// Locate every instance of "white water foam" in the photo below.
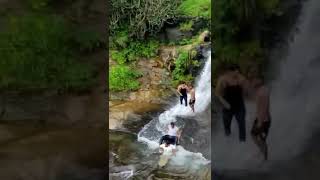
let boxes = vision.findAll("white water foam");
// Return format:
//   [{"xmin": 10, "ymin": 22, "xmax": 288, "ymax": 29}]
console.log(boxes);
[{"xmin": 137, "ymin": 51, "xmax": 212, "ymax": 169}]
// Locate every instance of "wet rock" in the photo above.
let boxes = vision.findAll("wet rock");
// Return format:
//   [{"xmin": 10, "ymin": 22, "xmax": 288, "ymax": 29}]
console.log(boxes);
[
  {"xmin": 109, "ymin": 101, "xmax": 162, "ymax": 131},
  {"xmin": 164, "ymin": 27, "xmax": 193, "ymax": 42}
]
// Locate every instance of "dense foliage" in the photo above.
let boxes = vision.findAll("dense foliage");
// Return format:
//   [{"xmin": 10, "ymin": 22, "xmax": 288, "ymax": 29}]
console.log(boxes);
[
  {"xmin": 178, "ymin": 0, "xmax": 211, "ymax": 19},
  {"xmin": 172, "ymin": 49, "xmax": 200, "ymax": 86},
  {"xmin": 109, "ymin": 0, "xmax": 211, "ymax": 91},
  {"xmin": 213, "ymin": 0, "xmax": 281, "ymax": 79},
  {"xmin": 0, "ymin": 14, "xmax": 95, "ymax": 91},
  {"xmin": 110, "ymin": 0, "xmax": 180, "ymax": 38},
  {"xmin": 109, "ymin": 65, "xmax": 142, "ymax": 91},
  {"xmin": 110, "ymin": 30, "xmax": 159, "ymax": 64}
]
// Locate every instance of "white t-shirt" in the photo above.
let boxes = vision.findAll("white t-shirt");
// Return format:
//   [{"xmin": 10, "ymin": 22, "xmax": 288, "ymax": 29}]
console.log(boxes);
[
  {"xmin": 167, "ymin": 125, "xmax": 179, "ymax": 136},
  {"xmin": 160, "ymin": 144, "xmax": 176, "ymax": 156}
]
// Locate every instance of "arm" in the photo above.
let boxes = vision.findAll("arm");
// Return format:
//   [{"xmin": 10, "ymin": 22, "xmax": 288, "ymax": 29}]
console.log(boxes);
[
  {"xmin": 177, "ymin": 85, "xmax": 182, "ymax": 96},
  {"xmin": 215, "ymin": 77, "xmax": 230, "ymax": 109},
  {"xmin": 256, "ymin": 87, "xmax": 270, "ymax": 126},
  {"xmin": 238, "ymin": 74, "xmax": 251, "ymax": 98}
]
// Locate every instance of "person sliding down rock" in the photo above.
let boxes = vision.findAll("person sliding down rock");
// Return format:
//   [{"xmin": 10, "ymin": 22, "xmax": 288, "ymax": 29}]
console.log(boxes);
[{"xmin": 159, "ymin": 122, "xmax": 182, "ymax": 145}]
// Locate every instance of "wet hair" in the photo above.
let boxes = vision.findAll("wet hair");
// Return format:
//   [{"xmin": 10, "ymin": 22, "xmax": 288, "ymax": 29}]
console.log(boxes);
[{"xmin": 170, "ymin": 122, "xmax": 175, "ymax": 127}]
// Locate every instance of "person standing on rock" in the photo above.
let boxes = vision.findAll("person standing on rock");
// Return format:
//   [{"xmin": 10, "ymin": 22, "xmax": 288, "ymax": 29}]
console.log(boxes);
[
  {"xmin": 215, "ymin": 64, "xmax": 249, "ymax": 142},
  {"xmin": 250, "ymin": 75, "xmax": 271, "ymax": 160},
  {"xmin": 189, "ymin": 84, "xmax": 196, "ymax": 112},
  {"xmin": 177, "ymin": 81, "xmax": 189, "ymax": 106}
]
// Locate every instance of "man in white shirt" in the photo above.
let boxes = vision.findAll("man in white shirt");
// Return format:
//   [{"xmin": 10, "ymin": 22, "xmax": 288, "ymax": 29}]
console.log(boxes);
[{"xmin": 159, "ymin": 122, "xmax": 182, "ymax": 145}]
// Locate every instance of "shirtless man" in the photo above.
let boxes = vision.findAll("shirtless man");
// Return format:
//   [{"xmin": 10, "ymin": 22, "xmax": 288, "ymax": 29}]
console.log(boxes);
[
  {"xmin": 177, "ymin": 82, "xmax": 189, "ymax": 106},
  {"xmin": 215, "ymin": 64, "xmax": 249, "ymax": 142},
  {"xmin": 189, "ymin": 84, "xmax": 196, "ymax": 112},
  {"xmin": 250, "ymin": 75, "xmax": 271, "ymax": 160}
]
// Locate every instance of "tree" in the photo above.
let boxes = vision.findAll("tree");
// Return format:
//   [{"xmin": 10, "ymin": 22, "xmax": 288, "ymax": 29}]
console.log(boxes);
[{"xmin": 110, "ymin": 0, "xmax": 180, "ymax": 39}]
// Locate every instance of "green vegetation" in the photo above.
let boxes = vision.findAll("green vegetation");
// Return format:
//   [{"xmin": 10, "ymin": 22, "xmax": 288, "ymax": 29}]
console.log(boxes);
[
  {"xmin": 109, "ymin": 65, "xmax": 142, "ymax": 91},
  {"xmin": 213, "ymin": 0, "xmax": 281, "ymax": 80},
  {"xmin": 179, "ymin": 20, "xmax": 194, "ymax": 32},
  {"xmin": 109, "ymin": 0, "xmax": 211, "ymax": 92},
  {"xmin": 111, "ymin": 39, "xmax": 159, "ymax": 64},
  {"xmin": 72, "ymin": 29, "xmax": 103, "ymax": 52},
  {"xmin": 0, "ymin": 14, "xmax": 95, "ymax": 91},
  {"xmin": 172, "ymin": 49, "xmax": 200, "ymax": 86},
  {"xmin": 26, "ymin": 0, "xmax": 50, "ymax": 11},
  {"xmin": 110, "ymin": 0, "xmax": 180, "ymax": 38},
  {"xmin": 179, "ymin": 0, "xmax": 211, "ymax": 18}
]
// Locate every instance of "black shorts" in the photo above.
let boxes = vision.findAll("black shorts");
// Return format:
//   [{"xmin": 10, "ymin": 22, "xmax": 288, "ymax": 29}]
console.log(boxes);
[
  {"xmin": 251, "ymin": 119, "xmax": 271, "ymax": 138},
  {"xmin": 189, "ymin": 99, "xmax": 195, "ymax": 106},
  {"xmin": 160, "ymin": 135, "xmax": 177, "ymax": 145}
]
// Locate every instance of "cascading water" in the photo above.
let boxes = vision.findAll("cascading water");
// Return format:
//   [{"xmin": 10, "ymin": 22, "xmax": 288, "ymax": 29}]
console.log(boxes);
[
  {"xmin": 137, "ymin": 50, "xmax": 212, "ymax": 170},
  {"xmin": 213, "ymin": 0, "xmax": 320, "ymax": 173}
]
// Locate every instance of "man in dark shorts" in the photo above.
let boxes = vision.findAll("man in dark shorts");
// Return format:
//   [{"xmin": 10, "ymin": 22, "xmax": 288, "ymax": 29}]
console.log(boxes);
[
  {"xmin": 159, "ymin": 122, "xmax": 181, "ymax": 145},
  {"xmin": 177, "ymin": 82, "xmax": 188, "ymax": 106},
  {"xmin": 189, "ymin": 84, "xmax": 196, "ymax": 112},
  {"xmin": 216, "ymin": 64, "xmax": 249, "ymax": 142},
  {"xmin": 250, "ymin": 75, "xmax": 271, "ymax": 160}
]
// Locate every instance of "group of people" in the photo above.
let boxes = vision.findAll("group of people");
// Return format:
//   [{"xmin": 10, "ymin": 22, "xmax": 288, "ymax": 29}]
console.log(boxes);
[
  {"xmin": 216, "ymin": 64, "xmax": 271, "ymax": 160},
  {"xmin": 157, "ymin": 82, "xmax": 195, "ymax": 158},
  {"xmin": 158, "ymin": 64, "xmax": 271, "ymax": 161},
  {"xmin": 158, "ymin": 122, "xmax": 181, "ymax": 156},
  {"xmin": 177, "ymin": 82, "xmax": 196, "ymax": 112}
]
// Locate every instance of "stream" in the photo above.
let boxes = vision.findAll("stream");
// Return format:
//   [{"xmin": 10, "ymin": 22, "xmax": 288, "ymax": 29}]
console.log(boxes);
[{"xmin": 109, "ymin": 51, "xmax": 212, "ymax": 179}]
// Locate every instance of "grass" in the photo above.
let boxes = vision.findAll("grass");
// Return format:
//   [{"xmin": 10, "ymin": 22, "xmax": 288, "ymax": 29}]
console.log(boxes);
[
  {"xmin": 178, "ymin": 0, "xmax": 211, "ymax": 19},
  {"xmin": 109, "ymin": 65, "xmax": 142, "ymax": 91}
]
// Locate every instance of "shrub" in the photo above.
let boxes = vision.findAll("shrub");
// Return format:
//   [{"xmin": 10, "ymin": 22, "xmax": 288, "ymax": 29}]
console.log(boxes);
[
  {"xmin": 109, "ymin": 65, "xmax": 142, "ymax": 91},
  {"xmin": 71, "ymin": 29, "xmax": 103, "ymax": 52},
  {"xmin": 111, "ymin": 40, "xmax": 159, "ymax": 64},
  {"xmin": 172, "ymin": 49, "xmax": 196, "ymax": 86},
  {"xmin": 179, "ymin": 20, "xmax": 194, "ymax": 32},
  {"xmin": 110, "ymin": 0, "xmax": 180, "ymax": 38},
  {"xmin": 0, "ymin": 14, "xmax": 95, "ymax": 91}
]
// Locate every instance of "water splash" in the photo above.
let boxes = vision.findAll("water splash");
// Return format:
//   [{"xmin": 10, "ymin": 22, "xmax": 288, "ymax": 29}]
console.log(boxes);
[{"xmin": 137, "ymin": 51, "xmax": 212, "ymax": 169}]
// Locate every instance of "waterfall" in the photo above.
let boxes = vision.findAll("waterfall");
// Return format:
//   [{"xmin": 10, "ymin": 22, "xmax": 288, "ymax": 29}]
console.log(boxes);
[
  {"xmin": 213, "ymin": 0, "xmax": 320, "ymax": 172},
  {"xmin": 137, "ymin": 50, "xmax": 211, "ymax": 169}
]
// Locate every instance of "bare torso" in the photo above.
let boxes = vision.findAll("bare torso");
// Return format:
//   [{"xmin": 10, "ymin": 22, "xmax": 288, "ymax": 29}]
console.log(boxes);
[
  {"xmin": 190, "ymin": 89, "xmax": 195, "ymax": 100},
  {"xmin": 256, "ymin": 86, "xmax": 271, "ymax": 122}
]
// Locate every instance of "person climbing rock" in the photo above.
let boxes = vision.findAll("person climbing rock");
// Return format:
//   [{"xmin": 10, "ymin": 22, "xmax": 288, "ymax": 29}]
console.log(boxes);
[
  {"xmin": 250, "ymin": 75, "xmax": 271, "ymax": 160},
  {"xmin": 215, "ymin": 64, "xmax": 249, "ymax": 142},
  {"xmin": 189, "ymin": 84, "xmax": 196, "ymax": 112},
  {"xmin": 159, "ymin": 122, "xmax": 181, "ymax": 145},
  {"xmin": 177, "ymin": 82, "xmax": 189, "ymax": 106}
]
